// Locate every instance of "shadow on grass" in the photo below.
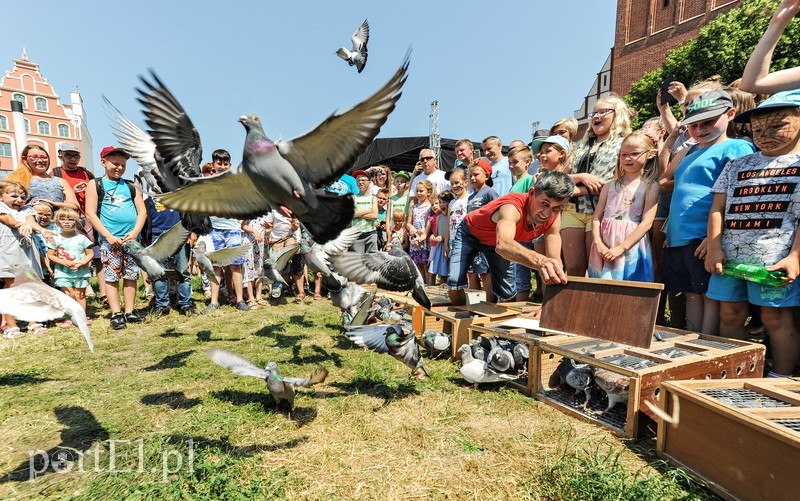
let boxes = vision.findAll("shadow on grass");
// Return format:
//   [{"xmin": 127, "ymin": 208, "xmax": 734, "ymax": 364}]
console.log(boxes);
[
  {"xmin": 446, "ymin": 376, "xmax": 516, "ymax": 391},
  {"xmin": 141, "ymin": 391, "xmax": 202, "ymax": 409},
  {"xmin": 0, "ymin": 370, "xmax": 55, "ymax": 386},
  {"xmin": 144, "ymin": 350, "xmax": 195, "ymax": 371},
  {"xmin": 210, "ymin": 389, "xmax": 322, "ymax": 424},
  {"xmin": 288, "ymin": 315, "xmax": 314, "ymax": 328},
  {"xmin": 165, "ymin": 434, "xmax": 308, "ymax": 457},
  {"xmin": 159, "ymin": 328, "xmax": 184, "ymax": 338},
  {"xmin": 1, "ymin": 406, "xmax": 109, "ymax": 483},
  {"xmin": 324, "ymin": 322, "xmax": 343, "ymax": 330},
  {"xmin": 196, "ymin": 330, "xmax": 243, "ymax": 343},
  {"xmin": 330, "ymin": 377, "xmax": 421, "ymax": 407},
  {"xmin": 288, "ymin": 344, "xmax": 343, "ymax": 368},
  {"xmin": 253, "ymin": 324, "xmax": 285, "ymax": 337}
]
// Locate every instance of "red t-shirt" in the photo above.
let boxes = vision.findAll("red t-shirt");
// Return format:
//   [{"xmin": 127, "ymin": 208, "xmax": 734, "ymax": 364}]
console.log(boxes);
[
  {"xmin": 53, "ymin": 166, "xmax": 93, "ymax": 213},
  {"xmin": 465, "ymin": 192, "xmax": 557, "ymax": 246}
]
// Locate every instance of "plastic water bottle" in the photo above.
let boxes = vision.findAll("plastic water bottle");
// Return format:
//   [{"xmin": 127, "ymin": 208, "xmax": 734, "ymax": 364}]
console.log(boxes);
[{"xmin": 722, "ymin": 263, "xmax": 786, "ymax": 287}]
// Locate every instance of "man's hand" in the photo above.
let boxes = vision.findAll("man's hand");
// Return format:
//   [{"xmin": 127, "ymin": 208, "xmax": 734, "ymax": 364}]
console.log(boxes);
[{"xmin": 538, "ymin": 257, "xmax": 568, "ymax": 285}]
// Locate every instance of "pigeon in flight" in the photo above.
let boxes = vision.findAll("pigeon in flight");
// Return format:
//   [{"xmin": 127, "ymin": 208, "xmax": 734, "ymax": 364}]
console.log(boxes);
[
  {"xmin": 122, "ymin": 221, "xmax": 190, "ymax": 280},
  {"xmin": 328, "ymin": 244, "xmax": 431, "ymax": 309},
  {"xmin": 336, "ymin": 19, "xmax": 369, "ymax": 73},
  {"xmin": 206, "ymin": 348, "xmax": 328, "ymax": 416},
  {"xmin": 145, "ymin": 52, "xmax": 410, "ymax": 243},
  {"xmin": 345, "ymin": 323, "xmax": 427, "ymax": 379},
  {"xmin": 0, "ymin": 264, "xmax": 94, "ymax": 352},
  {"xmin": 192, "ymin": 240, "xmax": 251, "ymax": 285}
]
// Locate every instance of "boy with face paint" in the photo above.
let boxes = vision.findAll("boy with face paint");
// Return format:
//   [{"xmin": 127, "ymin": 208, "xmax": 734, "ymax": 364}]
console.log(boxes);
[
  {"xmin": 662, "ymin": 90, "xmax": 757, "ymax": 335},
  {"xmin": 706, "ymin": 89, "xmax": 800, "ymax": 377}
]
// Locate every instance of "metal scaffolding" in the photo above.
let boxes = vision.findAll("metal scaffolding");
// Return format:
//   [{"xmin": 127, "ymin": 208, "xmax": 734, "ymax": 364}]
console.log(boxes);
[{"xmin": 429, "ymin": 100, "xmax": 441, "ymax": 167}]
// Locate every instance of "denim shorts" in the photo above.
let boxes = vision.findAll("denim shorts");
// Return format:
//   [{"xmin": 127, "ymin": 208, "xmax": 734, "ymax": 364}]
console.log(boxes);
[
  {"xmin": 446, "ymin": 223, "xmax": 515, "ymax": 300},
  {"xmin": 662, "ymin": 240, "xmax": 710, "ymax": 294},
  {"xmin": 211, "ymin": 229, "xmax": 245, "ymax": 266},
  {"xmin": 707, "ymin": 273, "xmax": 800, "ymax": 307},
  {"xmin": 514, "ymin": 241, "xmax": 534, "ymax": 292}
]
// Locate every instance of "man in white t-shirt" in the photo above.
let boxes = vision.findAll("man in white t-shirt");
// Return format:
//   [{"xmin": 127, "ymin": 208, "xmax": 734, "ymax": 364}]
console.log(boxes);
[{"xmin": 409, "ymin": 148, "xmax": 450, "ymax": 197}]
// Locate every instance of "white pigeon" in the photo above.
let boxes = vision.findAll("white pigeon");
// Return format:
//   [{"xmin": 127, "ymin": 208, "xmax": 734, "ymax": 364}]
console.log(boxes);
[
  {"xmin": 0, "ymin": 263, "xmax": 94, "ymax": 352},
  {"xmin": 457, "ymin": 344, "xmax": 517, "ymax": 386},
  {"xmin": 336, "ymin": 19, "xmax": 369, "ymax": 73}
]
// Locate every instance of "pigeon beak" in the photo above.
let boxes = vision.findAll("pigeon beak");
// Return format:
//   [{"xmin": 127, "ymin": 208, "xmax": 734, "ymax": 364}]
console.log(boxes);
[{"xmin": 238, "ymin": 115, "xmax": 248, "ymax": 124}]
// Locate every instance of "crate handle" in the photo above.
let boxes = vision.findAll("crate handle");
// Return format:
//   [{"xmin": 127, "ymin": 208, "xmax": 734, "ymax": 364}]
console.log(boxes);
[{"xmin": 644, "ymin": 396, "xmax": 680, "ymax": 426}]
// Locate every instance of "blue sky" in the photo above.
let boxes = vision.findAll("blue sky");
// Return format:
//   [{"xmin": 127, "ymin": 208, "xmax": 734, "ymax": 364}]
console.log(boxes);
[{"xmin": 5, "ymin": 0, "xmax": 616, "ymax": 172}]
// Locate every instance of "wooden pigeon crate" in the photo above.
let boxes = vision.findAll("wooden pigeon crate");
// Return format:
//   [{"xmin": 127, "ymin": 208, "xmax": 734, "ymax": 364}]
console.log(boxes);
[
  {"xmin": 534, "ymin": 331, "xmax": 765, "ymax": 438},
  {"xmin": 657, "ymin": 378, "xmax": 800, "ymax": 501},
  {"xmin": 420, "ymin": 303, "xmax": 518, "ymax": 358},
  {"xmin": 375, "ymin": 290, "xmax": 426, "ymax": 333},
  {"xmin": 467, "ymin": 317, "xmax": 572, "ymax": 396}
]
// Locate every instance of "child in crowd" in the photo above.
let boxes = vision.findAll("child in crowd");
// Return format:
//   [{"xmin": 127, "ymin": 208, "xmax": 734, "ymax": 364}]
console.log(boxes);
[
  {"xmin": 387, "ymin": 171, "xmax": 411, "ymax": 248},
  {"xmin": 466, "ymin": 158, "xmax": 498, "ymax": 301},
  {"xmin": 85, "ymin": 146, "xmax": 148, "ymax": 330},
  {"xmin": 706, "ymin": 89, "xmax": 800, "ymax": 377},
  {"xmin": 508, "ymin": 145, "xmax": 534, "ymax": 194},
  {"xmin": 387, "ymin": 208, "xmax": 409, "ymax": 252},
  {"xmin": 589, "ymin": 132, "xmax": 660, "ymax": 281},
  {"xmin": 428, "ymin": 191, "xmax": 454, "ymax": 284},
  {"xmin": 32, "ymin": 201, "xmax": 57, "ymax": 283},
  {"xmin": 662, "ymin": 91, "xmax": 757, "ymax": 334},
  {"xmin": 242, "ymin": 216, "xmax": 267, "ymax": 308},
  {"xmin": 375, "ymin": 188, "xmax": 389, "ymax": 249},
  {"xmin": 350, "ymin": 170, "xmax": 379, "ymax": 253},
  {"xmin": 0, "ymin": 181, "xmax": 52, "ymax": 338},
  {"xmin": 47, "ymin": 208, "xmax": 94, "ymax": 327},
  {"xmin": 408, "ymin": 179, "xmax": 435, "ymax": 282},
  {"xmin": 445, "ymin": 167, "xmax": 469, "ymax": 260}
]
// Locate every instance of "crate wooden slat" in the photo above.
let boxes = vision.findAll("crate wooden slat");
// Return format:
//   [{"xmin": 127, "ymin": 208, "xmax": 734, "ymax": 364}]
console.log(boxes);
[
  {"xmin": 374, "ymin": 290, "xmax": 425, "ymax": 333},
  {"xmin": 540, "ymin": 276, "xmax": 663, "ymax": 348},
  {"xmin": 658, "ymin": 378, "xmax": 800, "ymax": 501},
  {"xmin": 420, "ymin": 306, "xmax": 489, "ymax": 358},
  {"xmin": 534, "ymin": 332, "xmax": 765, "ymax": 438}
]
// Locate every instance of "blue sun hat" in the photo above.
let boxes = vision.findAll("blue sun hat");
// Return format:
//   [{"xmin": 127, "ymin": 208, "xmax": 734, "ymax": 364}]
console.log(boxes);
[{"xmin": 734, "ymin": 88, "xmax": 800, "ymax": 123}]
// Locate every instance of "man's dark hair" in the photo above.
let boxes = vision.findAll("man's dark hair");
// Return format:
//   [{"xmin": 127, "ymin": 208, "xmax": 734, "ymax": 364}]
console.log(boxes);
[
  {"xmin": 533, "ymin": 171, "xmax": 574, "ymax": 200},
  {"xmin": 212, "ymin": 149, "xmax": 231, "ymax": 162}
]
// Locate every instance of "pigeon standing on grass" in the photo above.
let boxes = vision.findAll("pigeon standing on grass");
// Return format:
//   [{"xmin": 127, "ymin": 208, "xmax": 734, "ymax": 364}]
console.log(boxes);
[
  {"xmin": 345, "ymin": 323, "xmax": 427, "ymax": 379},
  {"xmin": 0, "ymin": 263, "xmax": 94, "ymax": 352},
  {"xmin": 192, "ymin": 240, "xmax": 251, "ymax": 286},
  {"xmin": 336, "ymin": 19, "xmax": 370, "ymax": 73},
  {"xmin": 206, "ymin": 348, "xmax": 327, "ymax": 416},
  {"xmin": 148, "ymin": 53, "xmax": 410, "ymax": 244},
  {"xmin": 122, "ymin": 221, "xmax": 190, "ymax": 280}
]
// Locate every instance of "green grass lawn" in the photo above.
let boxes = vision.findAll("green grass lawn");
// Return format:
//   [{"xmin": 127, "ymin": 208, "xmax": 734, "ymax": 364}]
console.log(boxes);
[{"xmin": 0, "ymin": 289, "xmax": 715, "ymax": 499}]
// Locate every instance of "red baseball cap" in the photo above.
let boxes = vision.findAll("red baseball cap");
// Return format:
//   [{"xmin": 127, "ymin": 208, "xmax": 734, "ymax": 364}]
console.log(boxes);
[
  {"xmin": 351, "ymin": 169, "xmax": 369, "ymax": 179},
  {"xmin": 100, "ymin": 146, "xmax": 130, "ymax": 160}
]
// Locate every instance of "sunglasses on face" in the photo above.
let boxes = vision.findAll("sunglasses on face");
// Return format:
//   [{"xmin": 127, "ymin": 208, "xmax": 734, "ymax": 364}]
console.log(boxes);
[{"xmin": 420, "ymin": 156, "xmax": 434, "ymax": 162}]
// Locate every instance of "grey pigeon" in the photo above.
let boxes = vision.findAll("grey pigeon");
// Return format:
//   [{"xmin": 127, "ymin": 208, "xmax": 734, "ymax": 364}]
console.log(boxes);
[
  {"xmin": 328, "ymin": 244, "xmax": 431, "ymax": 308},
  {"xmin": 564, "ymin": 361, "xmax": 594, "ymax": 409},
  {"xmin": 206, "ymin": 348, "xmax": 327, "ymax": 416},
  {"xmin": 487, "ymin": 338, "xmax": 516, "ymax": 373},
  {"xmin": 192, "ymin": 240, "xmax": 251, "ymax": 285},
  {"xmin": 329, "ymin": 280, "xmax": 367, "ymax": 326},
  {"xmin": 262, "ymin": 255, "xmax": 288, "ymax": 288},
  {"xmin": 148, "ymin": 53, "xmax": 410, "ymax": 243},
  {"xmin": 456, "ymin": 344, "xmax": 517, "ymax": 386},
  {"xmin": 122, "ymin": 221, "xmax": 190, "ymax": 280},
  {"xmin": 0, "ymin": 263, "xmax": 93, "ymax": 352},
  {"xmin": 512, "ymin": 342, "xmax": 529, "ymax": 374},
  {"xmin": 345, "ymin": 323, "xmax": 427, "ymax": 379},
  {"xmin": 592, "ymin": 367, "xmax": 629, "ymax": 414},
  {"xmin": 336, "ymin": 19, "xmax": 369, "ymax": 73},
  {"xmin": 469, "ymin": 338, "xmax": 488, "ymax": 362},
  {"xmin": 422, "ymin": 330, "xmax": 451, "ymax": 358}
]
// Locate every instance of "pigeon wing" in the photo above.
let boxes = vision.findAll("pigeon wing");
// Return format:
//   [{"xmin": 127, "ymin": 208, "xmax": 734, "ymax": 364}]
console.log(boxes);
[
  {"xmin": 136, "ymin": 71, "xmax": 203, "ymax": 185},
  {"xmin": 207, "ymin": 348, "xmax": 270, "ymax": 379},
  {"xmin": 206, "ymin": 243, "xmax": 252, "ymax": 267},
  {"xmin": 157, "ymin": 168, "xmax": 273, "ymax": 218},
  {"xmin": 344, "ymin": 324, "xmax": 393, "ymax": 353},
  {"xmin": 318, "ymin": 226, "xmax": 361, "ymax": 258},
  {"xmin": 0, "ymin": 283, "xmax": 68, "ymax": 322},
  {"xmin": 275, "ymin": 52, "xmax": 409, "ymax": 187},
  {"xmin": 272, "ymin": 242, "xmax": 301, "ymax": 272},
  {"xmin": 146, "ymin": 221, "xmax": 191, "ymax": 262},
  {"xmin": 351, "ymin": 19, "xmax": 369, "ymax": 50},
  {"xmin": 328, "ymin": 251, "xmax": 415, "ymax": 291}
]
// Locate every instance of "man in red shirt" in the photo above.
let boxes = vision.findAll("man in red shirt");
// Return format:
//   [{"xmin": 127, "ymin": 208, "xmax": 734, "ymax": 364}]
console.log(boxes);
[
  {"xmin": 53, "ymin": 143, "xmax": 95, "ymax": 213},
  {"xmin": 447, "ymin": 170, "xmax": 574, "ymax": 305}
]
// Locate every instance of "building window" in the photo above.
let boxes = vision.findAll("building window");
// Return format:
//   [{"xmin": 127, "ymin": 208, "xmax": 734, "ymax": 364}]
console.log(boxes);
[
  {"xmin": 0, "ymin": 115, "xmax": 7, "ymax": 130},
  {"xmin": 602, "ymin": 74, "xmax": 608, "ymax": 87},
  {"xmin": 12, "ymin": 93, "xmax": 27, "ymax": 109},
  {"xmin": 24, "ymin": 119, "xmax": 30, "ymax": 133},
  {"xmin": 35, "ymin": 97, "xmax": 48, "ymax": 112},
  {"xmin": 58, "ymin": 123, "xmax": 70, "ymax": 137},
  {"xmin": 38, "ymin": 121, "xmax": 51, "ymax": 135},
  {"xmin": 0, "ymin": 143, "xmax": 11, "ymax": 157}
]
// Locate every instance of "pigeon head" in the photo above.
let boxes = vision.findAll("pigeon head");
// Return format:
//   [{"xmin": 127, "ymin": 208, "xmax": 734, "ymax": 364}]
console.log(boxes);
[
  {"xmin": 193, "ymin": 240, "xmax": 207, "ymax": 254},
  {"xmin": 122, "ymin": 240, "xmax": 143, "ymax": 254},
  {"xmin": 239, "ymin": 115, "xmax": 275, "ymax": 156},
  {"xmin": 2, "ymin": 262, "xmax": 37, "ymax": 283},
  {"xmin": 457, "ymin": 344, "xmax": 473, "ymax": 362}
]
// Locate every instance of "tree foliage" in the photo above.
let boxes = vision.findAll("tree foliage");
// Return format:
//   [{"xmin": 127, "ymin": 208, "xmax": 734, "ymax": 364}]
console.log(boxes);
[{"xmin": 625, "ymin": 0, "xmax": 800, "ymax": 129}]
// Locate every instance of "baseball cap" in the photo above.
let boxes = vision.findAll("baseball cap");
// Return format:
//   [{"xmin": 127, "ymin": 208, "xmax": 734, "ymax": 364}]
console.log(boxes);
[
  {"xmin": 57, "ymin": 142, "xmax": 80, "ymax": 154},
  {"xmin": 351, "ymin": 169, "xmax": 369, "ymax": 179},
  {"xmin": 470, "ymin": 157, "xmax": 493, "ymax": 186},
  {"xmin": 682, "ymin": 90, "xmax": 734, "ymax": 125},
  {"xmin": 734, "ymin": 88, "xmax": 800, "ymax": 123},
  {"xmin": 530, "ymin": 135, "xmax": 571, "ymax": 154},
  {"xmin": 393, "ymin": 171, "xmax": 410, "ymax": 180},
  {"xmin": 100, "ymin": 146, "xmax": 130, "ymax": 159}
]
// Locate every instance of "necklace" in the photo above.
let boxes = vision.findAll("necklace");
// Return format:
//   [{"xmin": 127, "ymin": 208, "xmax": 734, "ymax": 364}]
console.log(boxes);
[{"xmin": 107, "ymin": 179, "xmax": 123, "ymax": 205}]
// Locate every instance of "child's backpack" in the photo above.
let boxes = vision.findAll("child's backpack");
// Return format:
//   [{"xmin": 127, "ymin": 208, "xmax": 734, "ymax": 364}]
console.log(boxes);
[{"xmin": 94, "ymin": 178, "xmax": 152, "ymax": 245}]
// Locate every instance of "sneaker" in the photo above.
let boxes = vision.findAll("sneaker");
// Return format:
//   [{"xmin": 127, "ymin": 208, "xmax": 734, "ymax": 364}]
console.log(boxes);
[
  {"xmin": 179, "ymin": 307, "xmax": 197, "ymax": 317},
  {"xmin": 154, "ymin": 307, "xmax": 171, "ymax": 317},
  {"xmin": 236, "ymin": 300, "xmax": 251, "ymax": 311},
  {"xmin": 111, "ymin": 313, "xmax": 127, "ymax": 330},
  {"xmin": 201, "ymin": 303, "xmax": 221, "ymax": 315},
  {"xmin": 270, "ymin": 284, "xmax": 282, "ymax": 299},
  {"xmin": 124, "ymin": 312, "xmax": 143, "ymax": 323}
]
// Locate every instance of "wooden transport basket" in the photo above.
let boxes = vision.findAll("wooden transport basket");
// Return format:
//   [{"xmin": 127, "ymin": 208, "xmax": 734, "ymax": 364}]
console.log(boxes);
[
  {"xmin": 657, "ymin": 378, "xmax": 800, "ymax": 501},
  {"xmin": 534, "ymin": 330, "xmax": 765, "ymax": 438},
  {"xmin": 420, "ymin": 303, "xmax": 518, "ymax": 358}
]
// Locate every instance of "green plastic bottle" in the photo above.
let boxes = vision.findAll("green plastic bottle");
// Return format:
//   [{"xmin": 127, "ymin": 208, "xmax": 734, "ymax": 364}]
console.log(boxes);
[{"xmin": 722, "ymin": 263, "xmax": 787, "ymax": 287}]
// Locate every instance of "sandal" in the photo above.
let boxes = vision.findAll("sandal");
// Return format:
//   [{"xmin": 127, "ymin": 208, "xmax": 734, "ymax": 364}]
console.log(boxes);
[
  {"xmin": 256, "ymin": 299, "xmax": 270, "ymax": 306},
  {"xmin": 294, "ymin": 294, "xmax": 306, "ymax": 303},
  {"xmin": 247, "ymin": 299, "xmax": 260, "ymax": 310},
  {"xmin": 58, "ymin": 320, "xmax": 74, "ymax": 329},
  {"xmin": 3, "ymin": 327, "xmax": 25, "ymax": 339},
  {"xmin": 314, "ymin": 293, "xmax": 323, "ymax": 301},
  {"xmin": 27, "ymin": 323, "xmax": 48, "ymax": 335}
]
